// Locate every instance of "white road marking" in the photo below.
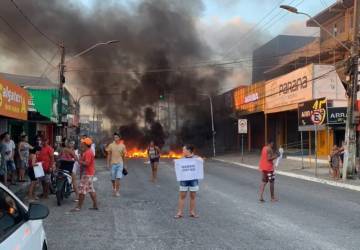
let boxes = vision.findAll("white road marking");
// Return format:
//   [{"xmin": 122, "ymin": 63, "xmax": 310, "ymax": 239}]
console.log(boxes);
[{"xmin": 214, "ymin": 158, "xmax": 360, "ymax": 192}]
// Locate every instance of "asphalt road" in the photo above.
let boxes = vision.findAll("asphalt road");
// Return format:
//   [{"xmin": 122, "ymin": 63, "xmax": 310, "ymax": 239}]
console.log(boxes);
[{"xmin": 41, "ymin": 158, "xmax": 360, "ymax": 250}]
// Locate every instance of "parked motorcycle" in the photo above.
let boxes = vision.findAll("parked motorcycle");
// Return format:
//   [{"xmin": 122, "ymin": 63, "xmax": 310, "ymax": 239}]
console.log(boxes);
[
  {"xmin": 55, "ymin": 166, "xmax": 73, "ymax": 206},
  {"xmin": 52, "ymin": 151, "xmax": 75, "ymax": 206}
]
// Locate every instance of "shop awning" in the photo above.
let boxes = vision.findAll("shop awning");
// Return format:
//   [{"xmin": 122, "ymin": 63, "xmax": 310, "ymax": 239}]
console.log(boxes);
[{"xmin": 27, "ymin": 111, "xmax": 53, "ymax": 123}]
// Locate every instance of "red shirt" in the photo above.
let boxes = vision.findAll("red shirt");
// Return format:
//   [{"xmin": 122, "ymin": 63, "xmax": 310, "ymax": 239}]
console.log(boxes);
[
  {"xmin": 259, "ymin": 146, "xmax": 274, "ymax": 172},
  {"xmin": 82, "ymin": 149, "xmax": 95, "ymax": 176},
  {"xmin": 38, "ymin": 145, "xmax": 54, "ymax": 173}
]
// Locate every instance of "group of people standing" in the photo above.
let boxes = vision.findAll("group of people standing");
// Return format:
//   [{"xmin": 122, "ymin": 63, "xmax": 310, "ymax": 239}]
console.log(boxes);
[
  {"xmin": 105, "ymin": 133, "xmax": 200, "ymax": 218},
  {"xmin": 0, "ymin": 132, "xmax": 55, "ymax": 201},
  {"xmin": 0, "ymin": 133, "xmax": 52, "ymax": 193}
]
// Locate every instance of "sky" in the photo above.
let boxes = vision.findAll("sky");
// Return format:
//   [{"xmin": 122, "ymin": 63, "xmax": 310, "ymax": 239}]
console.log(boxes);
[
  {"xmin": 202, "ymin": 0, "xmax": 336, "ymax": 34},
  {"xmin": 0, "ymin": 0, "xmax": 338, "ymax": 120},
  {"xmin": 79, "ymin": 0, "xmax": 336, "ymax": 36}
]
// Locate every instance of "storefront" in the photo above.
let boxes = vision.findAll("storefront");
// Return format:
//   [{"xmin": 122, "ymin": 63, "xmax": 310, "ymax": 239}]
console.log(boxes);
[
  {"xmin": 233, "ymin": 81, "xmax": 266, "ymax": 151},
  {"xmin": 28, "ymin": 88, "xmax": 70, "ymax": 145},
  {"xmin": 265, "ymin": 64, "xmax": 346, "ymax": 155},
  {"xmin": 0, "ymin": 75, "xmax": 29, "ymax": 142}
]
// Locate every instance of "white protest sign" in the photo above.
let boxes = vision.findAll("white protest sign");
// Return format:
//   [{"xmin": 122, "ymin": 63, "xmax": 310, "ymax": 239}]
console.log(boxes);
[
  {"xmin": 174, "ymin": 157, "xmax": 204, "ymax": 181},
  {"xmin": 33, "ymin": 162, "xmax": 45, "ymax": 178}
]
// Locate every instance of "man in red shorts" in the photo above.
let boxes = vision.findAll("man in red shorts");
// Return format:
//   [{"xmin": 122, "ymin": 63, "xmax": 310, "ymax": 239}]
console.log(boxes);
[
  {"xmin": 259, "ymin": 140, "xmax": 279, "ymax": 202},
  {"xmin": 72, "ymin": 137, "xmax": 98, "ymax": 211}
]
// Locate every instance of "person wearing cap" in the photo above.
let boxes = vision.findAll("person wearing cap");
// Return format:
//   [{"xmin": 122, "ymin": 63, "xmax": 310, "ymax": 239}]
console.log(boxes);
[
  {"xmin": 81, "ymin": 134, "xmax": 95, "ymax": 157},
  {"xmin": 72, "ymin": 137, "xmax": 98, "ymax": 211},
  {"xmin": 106, "ymin": 133, "xmax": 127, "ymax": 197}
]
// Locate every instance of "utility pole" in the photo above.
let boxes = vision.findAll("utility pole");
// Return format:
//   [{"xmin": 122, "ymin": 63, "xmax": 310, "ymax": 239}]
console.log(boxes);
[
  {"xmin": 58, "ymin": 43, "xmax": 66, "ymax": 137},
  {"xmin": 343, "ymin": 0, "xmax": 360, "ymax": 180}
]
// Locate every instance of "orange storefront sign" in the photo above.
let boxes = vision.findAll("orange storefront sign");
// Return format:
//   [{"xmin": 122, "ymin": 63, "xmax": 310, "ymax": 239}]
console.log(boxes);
[
  {"xmin": 0, "ymin": 76, "xmax": 29, "ymax": 120},
  {"xmin": 233, "ymin": 81, "xmax": 265, "ymax": 114}
]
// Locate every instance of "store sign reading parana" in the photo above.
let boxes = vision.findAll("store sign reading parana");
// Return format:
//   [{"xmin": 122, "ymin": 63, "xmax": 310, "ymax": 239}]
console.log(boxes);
[
  {"xmin": 265, "ymin": 64, "xmax": 313, "ymax": 113},
  {"xmin": 0, "ymin": 77, "xmax": 29, "ymax": 120}
]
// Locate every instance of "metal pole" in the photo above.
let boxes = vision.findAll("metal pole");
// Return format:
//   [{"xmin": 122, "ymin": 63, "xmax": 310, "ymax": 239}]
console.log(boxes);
[
  {"xmin": 301, "ymin": 131, "xmax": 304, "ymax": 169},
  {"xmin": 241, "ymin": 134, "xmax": 244, "ymax": 162},
  {"xmin": 58, "ymin": 43, "xmax": 65, "ymax": 137},
  {"xmin": 343, "ymin": 0, "xmax": 360, "ymax": 180},
  {"xmin": 309, "ymin": 131, "xmax": 312, "ymax": 167},
  {"xmin": 208, "ymin": 95, "xmax": 216, "ymax": 157},
  {"xmin": 315, "ymin": 126, "xmax": 318, "ymax": 177},
  {"xmin": 92, "ymin": 105, "xmax": 96, "ymax": 136}
]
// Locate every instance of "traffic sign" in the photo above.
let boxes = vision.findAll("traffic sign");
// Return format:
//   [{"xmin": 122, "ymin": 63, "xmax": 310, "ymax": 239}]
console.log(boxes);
[{"xmin": 238, "ymin": 119, "xmax": 247, "ymax": 134}]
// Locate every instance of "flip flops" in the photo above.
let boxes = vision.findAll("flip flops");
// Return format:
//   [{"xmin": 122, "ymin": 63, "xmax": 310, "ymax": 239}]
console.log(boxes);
[
  {"xmin": 189, "ymin": 214, "xmax": 199, "ymax": 218},
  {"xmin": 174, "ymin": 214, "xmax": 183, "ymax": 219}
]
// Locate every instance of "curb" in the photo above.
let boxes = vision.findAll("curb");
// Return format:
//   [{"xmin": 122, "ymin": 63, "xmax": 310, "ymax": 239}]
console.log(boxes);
[
  {"xmin": 213, "ymin": 158, "xmax": 360, "ymax": 192},
  {"xmin": 286, "ymin": 156, "xmax": 328, "ymax": 164}
]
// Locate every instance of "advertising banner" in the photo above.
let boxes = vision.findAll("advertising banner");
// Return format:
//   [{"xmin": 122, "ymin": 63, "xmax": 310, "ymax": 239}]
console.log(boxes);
[
  {"xmin": 174, "ymin": 158, "xmax": 204, "ymax": 181},
  {"xmin": 298, "ymin": 98, "xmax": 327, "ymax": 126},
  {"xmin": 0, "ymin": 76, "xmax": 29, "ymax": 120},
  {"xmin": 327, "ymin": 107, "xmax": 347, "ymax": 125},
  {"xmin": 233, "ymin": 81, "xmax": 265, "ymax": 114},
  {"xmin": 265, "ymin": 64, "xmax": 313, "ymax": 113}
]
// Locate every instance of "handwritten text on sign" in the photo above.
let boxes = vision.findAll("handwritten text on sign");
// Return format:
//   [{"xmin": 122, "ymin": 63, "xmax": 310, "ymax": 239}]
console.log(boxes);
[{"xmin": 174, "ymin": 158, "xmax": 204, "ymax": 181}]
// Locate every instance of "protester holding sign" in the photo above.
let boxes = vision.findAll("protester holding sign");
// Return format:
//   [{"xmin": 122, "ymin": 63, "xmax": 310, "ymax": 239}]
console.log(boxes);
[
  {"xmin": 27, "ymin": 147, "xmax": 40, "ymax": 202},
  {"xmin": 174, "ymin": 145, "xmax": 203, "ymax": 219}
]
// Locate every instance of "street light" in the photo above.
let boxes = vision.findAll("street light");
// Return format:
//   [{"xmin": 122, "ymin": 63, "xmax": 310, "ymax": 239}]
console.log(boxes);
[
  {"xmin": 57, "ymin": 40, "xmax": 121, "ymax": 137},
  {"xmin": 66, "ymin": 40, "xmax": 121, "ymax": 63},
  {"xmin": 280, "ymin": 5, "xmax": 351, "ymax": 52},
  {"xmin": 281, "ymin": 4, "xmax": 360, "ymax": 180},
  {"xmin": 198, "ymin": 93, "xmax": 216, "ymax": 158}
]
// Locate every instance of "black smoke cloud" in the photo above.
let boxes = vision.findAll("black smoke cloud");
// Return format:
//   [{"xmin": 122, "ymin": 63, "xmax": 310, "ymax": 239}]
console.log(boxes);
[{"xmin": 0, "ymin": 0, "xmax": 227, "ymax": 124}]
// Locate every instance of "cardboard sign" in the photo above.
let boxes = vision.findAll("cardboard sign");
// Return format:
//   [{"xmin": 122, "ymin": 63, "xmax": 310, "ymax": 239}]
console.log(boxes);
[
  {"xmin": 174, "ymin": 158, "xmax": 204, "ymax": 181},
  {"xmin": 33, "ymin": 162, "xmax": 45, "ymax": 178}
]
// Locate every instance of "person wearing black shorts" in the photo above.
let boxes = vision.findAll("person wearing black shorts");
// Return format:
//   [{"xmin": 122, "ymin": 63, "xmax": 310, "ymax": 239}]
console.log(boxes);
[
  {"xmin": 147, "ymin": 141, "xmax": 160, "ymax": 183},
  {"xmin": 27, "ymin": 147, "xmax": 40, "ymax": 202}
]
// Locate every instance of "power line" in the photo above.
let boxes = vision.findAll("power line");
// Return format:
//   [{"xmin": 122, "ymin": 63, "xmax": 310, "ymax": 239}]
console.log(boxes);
[
  {"xmin": 0, "ymin": 14, "xmax": 56, "ymax": 66},
  {"xmin": 65, "ymin": 46, "xmax": 334, "ymax": 75},
  {"xmin": 40, "ymin": 48, "xmax": 59, "ymax": 78},
  {"xmin": 319, "ymin": 0, "xmax": 329, "ymax": 8},
  {"xmin": 220, "ymin": 0, "xmax": 287, "ymax": 60},
  {"xmin": 222, "ymin": 0, "xmax": 304, "ymax": 61},
  {"xmin": 9, "ymin": 0, "xmax": 58, "ymax": 47}
]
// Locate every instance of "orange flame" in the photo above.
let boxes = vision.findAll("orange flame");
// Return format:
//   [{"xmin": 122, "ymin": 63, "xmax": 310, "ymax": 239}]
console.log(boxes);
[{"xmin": 126, "ymin": 148, "xmax": 182, "ymax": 159}]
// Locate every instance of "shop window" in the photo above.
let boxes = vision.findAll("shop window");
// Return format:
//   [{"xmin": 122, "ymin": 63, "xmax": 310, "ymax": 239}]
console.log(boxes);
[{"xmin": 333, "ymin": 23, "xmax": 338, "ymax": 37}]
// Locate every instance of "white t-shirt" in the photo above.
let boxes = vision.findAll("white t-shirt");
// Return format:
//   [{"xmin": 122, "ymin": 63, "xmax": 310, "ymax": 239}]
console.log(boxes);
[{"xmin": 2, "ymin": 140, "xmax": 15, "ymax": 160}]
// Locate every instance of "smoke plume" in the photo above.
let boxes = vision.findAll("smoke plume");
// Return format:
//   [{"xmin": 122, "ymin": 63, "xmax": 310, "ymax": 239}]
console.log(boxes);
[{"xmin": 0, "ymin": 0, "xmax": 229, "ymax": 124}]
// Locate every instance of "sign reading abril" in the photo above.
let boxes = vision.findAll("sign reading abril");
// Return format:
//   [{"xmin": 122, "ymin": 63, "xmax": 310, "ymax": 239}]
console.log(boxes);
[
  {"xmin": 0, "ymin": 76, "xmax": 29, "ymax": 120},
  {"xmin": 174, "ymin": 158, "xmax": 204, "ymax": 181}
]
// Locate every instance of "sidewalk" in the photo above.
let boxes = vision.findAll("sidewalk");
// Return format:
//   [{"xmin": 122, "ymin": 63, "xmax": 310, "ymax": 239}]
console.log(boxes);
[
  {"xmin": 214, "ymin": 153, "xmax": 360, "ymax": 191},
  {"xmin": 7, "ymin": 181, "xmax": 29, "ymax": 198},
  {"xmin": 6, "ymin": 159, "xmax": 107, "ymax": 200}
]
